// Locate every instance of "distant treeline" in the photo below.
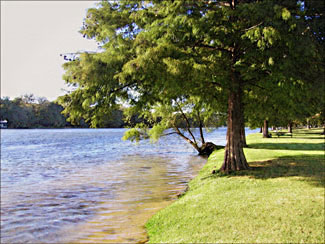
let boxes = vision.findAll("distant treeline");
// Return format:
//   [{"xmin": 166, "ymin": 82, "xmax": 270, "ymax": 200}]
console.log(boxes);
[
  {"xmin": 1, "ymin": 95, "xmax": 69, "ymax": 128},
  {"xmin": 0, "ymin": 95, "xmax": 147, "ymax": 129},
  {"xmin": 1, "ymin": 95, "xmax": 226, "ymax": 129}
]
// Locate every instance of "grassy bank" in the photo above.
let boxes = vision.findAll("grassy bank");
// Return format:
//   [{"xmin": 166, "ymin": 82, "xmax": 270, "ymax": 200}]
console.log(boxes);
[{"xmin": 145, "ymin": 129, "xmax": 325, "ymax": 243}]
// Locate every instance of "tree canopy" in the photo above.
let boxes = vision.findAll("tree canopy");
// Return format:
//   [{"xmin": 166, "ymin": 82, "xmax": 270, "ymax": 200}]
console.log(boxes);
[{"xmin": 59, "ymin": 0, "xmax": 324, "ymax": 172}]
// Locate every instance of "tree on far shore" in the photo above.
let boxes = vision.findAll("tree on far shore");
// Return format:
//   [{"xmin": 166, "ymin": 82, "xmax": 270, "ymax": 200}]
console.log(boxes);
[{"xmin": 0, "ymin": 95, "xmax": 66, "ymax": 128}]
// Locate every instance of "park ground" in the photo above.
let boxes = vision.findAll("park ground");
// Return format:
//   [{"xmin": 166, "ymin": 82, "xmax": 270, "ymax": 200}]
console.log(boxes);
[{"xmin": 145, "ymin": 128, "xmax": 325, "ymax": 243}]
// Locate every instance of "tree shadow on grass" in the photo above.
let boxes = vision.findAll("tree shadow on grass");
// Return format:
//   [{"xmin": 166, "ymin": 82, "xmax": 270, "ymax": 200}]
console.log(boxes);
[
  {"xmin": 248, "ymin": 142, "xmax": 324, "ymax": 151},
  {"xmin": 292, "ymin": 137, "xmax": 325, "ymax": 140},
  {"xmin": 294, "ymin": 131, "xmax": 323, "ymax": 135},
  {"xmin": 216, "ymin": 155, "xmax": 325, "ymax": 188}
]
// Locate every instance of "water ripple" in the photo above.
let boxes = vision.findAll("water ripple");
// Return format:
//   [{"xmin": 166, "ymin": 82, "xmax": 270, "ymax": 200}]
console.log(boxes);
[{"xmin": 1, "ymin": 128, "xmax": 258, "ymax": 243}]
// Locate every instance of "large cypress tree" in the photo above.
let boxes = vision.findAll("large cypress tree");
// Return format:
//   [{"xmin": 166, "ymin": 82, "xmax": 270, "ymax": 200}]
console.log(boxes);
[{"xmin": 59, "ymin": 0, "xmax": 323, "ymax": 172}]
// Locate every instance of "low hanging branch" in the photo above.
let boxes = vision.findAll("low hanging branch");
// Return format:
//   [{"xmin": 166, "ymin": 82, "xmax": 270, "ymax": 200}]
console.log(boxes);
[{"xmin": 160, "ymin": 131, "xmax": 178, "ymax": 137}]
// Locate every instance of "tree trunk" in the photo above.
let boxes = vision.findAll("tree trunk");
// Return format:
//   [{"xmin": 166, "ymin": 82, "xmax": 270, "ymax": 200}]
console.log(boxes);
[
  {"xmin": 263, "ymin": 120, "xmax": 270, "ymax": 138},
  {"xmin": 307, "ymin": 119, "xmax": 311, "ymax": 129},
  {"xmin": 220, "ymin": 91, "xmax": 249, "ymax": 172},
  {"xmin": 288, "ymin": 122, "xmax": 293, "ymax": 133},
  {"xmin": 239, "ymin": 91, "xmax": 247, "ymax": 147},
  {"xmin": 240, "ymin": 121, "xmax": 247, "ymax": 147},
  {"xmin": 220, "ymin": 34, "xmax": 248, "ymax": 173}
]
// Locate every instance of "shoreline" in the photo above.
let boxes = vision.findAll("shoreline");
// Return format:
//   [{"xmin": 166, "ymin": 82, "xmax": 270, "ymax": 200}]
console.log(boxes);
[{"xmin": 144, "ymin": 129, "xmax": 325, "ymax": 243}]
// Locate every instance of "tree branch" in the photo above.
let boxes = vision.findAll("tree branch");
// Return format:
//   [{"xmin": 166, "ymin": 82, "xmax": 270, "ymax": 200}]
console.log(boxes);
[
  {"xmin": 108, "ymin": 81, "xmax": 136, "ymax": 95},
  {"xmin": 210, "ymin": 80, "xmax": 223, "ymax": 88},
  {"xmin": 244, "ymin": 81, "xmax": 267, "ymax": 90},
  {"xmin": 173, "ymin": 125, "xmax": 200, "ymax": 152},
  {"xmin": 161, "ymin": 131, "xmax": 178, "ymax": 137},
  {"xmin": 193, "ymin": 41, "xmax": 232, "ymax": 54},
  {"xmin": 175, "ymin": 101, "xmax": 198, "ymax": 145},
  {"xmin": 242, "ymin": 22, "xmax": 263, "ymax": 32},
  {"xmin": 197, "ymin": 110, "xmax": 205, "ymax": 144}
]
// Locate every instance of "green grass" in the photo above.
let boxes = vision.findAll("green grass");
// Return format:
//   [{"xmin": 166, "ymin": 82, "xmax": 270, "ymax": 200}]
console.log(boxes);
[{"xmin": 145, "ymin": 129, "xmax": 325, "ymax": 243}]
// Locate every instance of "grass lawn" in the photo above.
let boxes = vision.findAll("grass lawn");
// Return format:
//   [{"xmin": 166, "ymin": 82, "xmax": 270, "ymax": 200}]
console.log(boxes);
[{"xmin": 145, "ymin": 129, "xmax": 325, "ymax": 243}]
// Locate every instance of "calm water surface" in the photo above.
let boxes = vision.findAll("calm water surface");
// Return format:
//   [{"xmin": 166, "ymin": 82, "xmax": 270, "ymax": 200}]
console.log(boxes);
[{"xmin": 1, "ymin": 128, "xmax": 257, "ymax": 243}]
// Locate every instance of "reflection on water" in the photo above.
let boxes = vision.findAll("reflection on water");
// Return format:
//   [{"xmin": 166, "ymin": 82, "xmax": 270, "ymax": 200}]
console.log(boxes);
[
  {"xmin": 64, "ymin": 155, "xmax": 206, "ymax": 243},
  {"xmin": 0, "ymin": 128, "xmax": 257, "ymax": 243}
]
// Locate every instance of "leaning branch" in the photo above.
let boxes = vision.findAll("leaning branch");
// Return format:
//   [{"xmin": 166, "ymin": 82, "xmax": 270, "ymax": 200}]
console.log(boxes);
[
  {"xmin": 175, "ymin": 101, "xmax": 198, "ymax": 145},
  {"xmin": 173, "ymin": 125, "xmax": 200, "ymax": 152}
]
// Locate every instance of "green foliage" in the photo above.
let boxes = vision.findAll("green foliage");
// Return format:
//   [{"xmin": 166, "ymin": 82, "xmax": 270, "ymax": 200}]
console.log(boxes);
[
  {"xmin": 0, "ymin": 95, "xmax": 129, "ymax": 129},
  {"xmin": 122, "ymin": 128, "xmax": 143, "ymax": 142},
  {"xmin": 58, "ymin": 0, "xmax": 324, "ymax": 161},
  {"xmin": 0, "ymin": 95, "xmax": 66, "ymax": 128},
  {"xmin": 148, "ymin": 123, "xmax": 167, "ymax": 142},
  {"xmin": 121, "ymin": 96, "xmax": 226, "ymax": 152}
]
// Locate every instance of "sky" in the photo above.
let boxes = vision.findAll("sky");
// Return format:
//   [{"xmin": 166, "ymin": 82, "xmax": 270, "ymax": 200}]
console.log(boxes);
[{"xmin": 1, "ymin": 1, "xmax": 100, "ymax": 101}]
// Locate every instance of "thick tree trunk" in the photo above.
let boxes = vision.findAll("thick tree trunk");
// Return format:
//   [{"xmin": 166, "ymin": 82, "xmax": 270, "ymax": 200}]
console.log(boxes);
[
  {"xmin": 263, "ymin": 120, "xmax": 270, "ymax": 138},
  {"xmin": 220, "ymin": 33, "xmax": 248, "ymax": 172},
  {"xmin": 288, "ymin": 122, "xmax": 293, "ymax": 133},
  {"xmin": 220, "ymin": 91, "xmax": 249, "ymax": 172}
]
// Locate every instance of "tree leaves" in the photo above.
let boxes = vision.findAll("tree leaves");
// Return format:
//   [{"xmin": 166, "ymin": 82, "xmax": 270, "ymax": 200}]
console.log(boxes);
[{"xmin": 58, "ymin": 0, "xmax": 324, "ymax": 143}]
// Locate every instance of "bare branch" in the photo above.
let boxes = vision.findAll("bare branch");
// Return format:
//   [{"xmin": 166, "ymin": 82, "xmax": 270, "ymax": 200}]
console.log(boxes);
[
  {"xmin": 175, "ymin": 101, "xmax": 198, "ymax": 145},
  {"xmin": 197, "ymin": 110, "xmax": 205, "ymax": 144},
  {"xmin": 173, "ymin": 125, "xmax": 200, "ymax": 152},
  {"xmin": 242, "ymin": 22, "xmax": 263, "ymax": 32}
]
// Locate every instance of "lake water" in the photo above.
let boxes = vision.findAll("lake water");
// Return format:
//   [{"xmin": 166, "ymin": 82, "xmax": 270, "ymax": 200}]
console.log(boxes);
[{"xmin": 1, "ymin": 128, "xmax": 257, "ymax": 243}]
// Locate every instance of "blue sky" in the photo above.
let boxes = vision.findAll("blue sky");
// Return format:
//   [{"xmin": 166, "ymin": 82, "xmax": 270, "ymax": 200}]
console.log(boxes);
[{"xmin": 1, "ymin": 1, "xmax": 100, "ymax": 101}]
